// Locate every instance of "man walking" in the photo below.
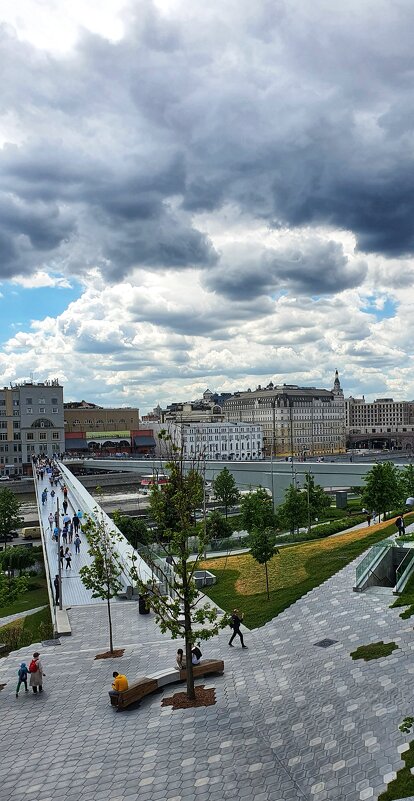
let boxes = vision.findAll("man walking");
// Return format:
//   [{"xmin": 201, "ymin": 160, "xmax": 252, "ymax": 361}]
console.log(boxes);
[
  {"xmin": 74, "ymin": 534, "xmax": 81, "ymax": 554},
  {"xmin": 229, "ymin": 609, "xmax": 248, "ymax": 649}
]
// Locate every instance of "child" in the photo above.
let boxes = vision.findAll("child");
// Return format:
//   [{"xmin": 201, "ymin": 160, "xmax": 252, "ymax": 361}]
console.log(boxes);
[{"xmin": 16, "ymin": 662, "xmax": 29, "ymax": 697}]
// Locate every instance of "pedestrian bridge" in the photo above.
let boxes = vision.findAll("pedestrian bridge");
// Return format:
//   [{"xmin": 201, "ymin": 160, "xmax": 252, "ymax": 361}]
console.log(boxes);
[{"xmin": 34, "ymin": 460, "xmax": 154, "ymax": 636}]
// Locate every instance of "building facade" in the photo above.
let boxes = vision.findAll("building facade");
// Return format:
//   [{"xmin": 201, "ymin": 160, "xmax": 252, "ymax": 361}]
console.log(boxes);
[
  {"xmin": 346, "ymin": 396, "xmax": 414, "ymax": 450},
  {"xmin": 0, "ymin": 380, "xmax": 64, "ymax": 476},
  {"xmin": 161, "ymin": 400, "xmax": 225, "ymax": 425},
  {"xmin": 182, "ymin": 422, "xmax": 263, "ymax": 461},
  {"xmin": 64, "ymin": 401, "xmax": 155, "ymax": 454},
  {"xmin": 224, "ymin": 372, "xmax": 346, "ymax": 457}
]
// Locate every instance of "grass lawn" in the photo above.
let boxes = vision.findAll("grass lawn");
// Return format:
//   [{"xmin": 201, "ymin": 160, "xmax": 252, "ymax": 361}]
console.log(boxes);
[
  {"xmin": 350, "ymin": 641, "xmax": 398, "ymax": 661},
  {"xmin": 0, "ymin": 577, "xmax": 49, "ymax": 619},
  {"xmin": 0, "ymin": 606, "xmax": 53, "ymax": 656},
  {"xmin": 379, "ymin": 740, "xmax": 414, "ymax": 800},
  {"xmin": 201, "ymin": 516, "xmax": 410, "ymax": 629},
  {"xmin": 391, "ymin": 571, "xmax": 414, "ymax": 619}
]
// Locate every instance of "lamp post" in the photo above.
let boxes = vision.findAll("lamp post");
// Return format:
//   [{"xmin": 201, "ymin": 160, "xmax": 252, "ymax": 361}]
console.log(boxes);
[{"xmin": 56, "ymin": 496, "xmax": 62, "ymax": 611}]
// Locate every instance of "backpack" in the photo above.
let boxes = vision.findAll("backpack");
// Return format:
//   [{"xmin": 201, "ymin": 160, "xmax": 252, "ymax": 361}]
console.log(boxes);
[
  {"xmin": 395, "ymin": 517, "xmax": 402, "ymax": 529},
  {"xmin": 29, "ymin": 659, "xmax": 38, "ymax": 673}
]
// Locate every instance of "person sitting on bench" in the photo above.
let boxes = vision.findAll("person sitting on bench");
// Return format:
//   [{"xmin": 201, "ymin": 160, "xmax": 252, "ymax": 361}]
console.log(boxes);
[
  {"xmin": 176, "ymin": 648, "xmax": 186, "ymax": 670},
  {"xmin": 191, "ymin": 643, "xmax": 202, "ymax": 665},
  {"xmin": 109, "ymin": 671, "xmax": 128, "ymax": 699}
]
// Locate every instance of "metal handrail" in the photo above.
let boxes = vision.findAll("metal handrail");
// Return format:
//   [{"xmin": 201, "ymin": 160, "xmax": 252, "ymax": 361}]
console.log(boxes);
[
  {"xmin": 355, "ymin": 541, "xmax": 391, "ymax": 584},
  {"xmin": 396, "ymin": 549, "xmax": 414, "ymax": 585}
]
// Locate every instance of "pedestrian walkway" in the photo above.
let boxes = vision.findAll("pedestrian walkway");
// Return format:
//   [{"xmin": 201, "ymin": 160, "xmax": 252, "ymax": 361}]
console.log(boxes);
[
  {"xmin": 0, "ymin": 605, "xmax": 47, "ymax": 629},
  {"xmin": 1, "ymin": 543, "xmax": 413, "ymax": 801},
  {"xmin": 34, "ymin": 462, "xmax": 154, "ymax": 608}
]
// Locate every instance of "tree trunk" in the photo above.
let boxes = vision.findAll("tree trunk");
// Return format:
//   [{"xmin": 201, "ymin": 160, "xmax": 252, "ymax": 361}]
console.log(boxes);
[
  {"xmin": 225, "ymin": 502, "xmax": 228, "ymax": 520},
  {"xmin": 182, "ymin": 562, "xmax": 195, "ymax": 700},
  {"xmin": 265, "ymin": 561, "xmax": 270, "ymax": 600},
  {"xmin": 107, "ymin": 593, "xmax": 114, "ymax": 653}
]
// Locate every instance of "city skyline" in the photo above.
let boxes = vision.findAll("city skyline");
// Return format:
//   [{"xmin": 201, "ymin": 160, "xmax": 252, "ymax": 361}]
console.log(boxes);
[{"xmin": 0, "ymin": 0, "xmax": 413, "ymax": 410}]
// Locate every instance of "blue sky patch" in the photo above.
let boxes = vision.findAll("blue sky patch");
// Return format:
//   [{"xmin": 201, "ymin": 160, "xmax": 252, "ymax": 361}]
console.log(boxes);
[{"xmin": 0, "ymin": 281, "xmax": 82, "ymax": 344}]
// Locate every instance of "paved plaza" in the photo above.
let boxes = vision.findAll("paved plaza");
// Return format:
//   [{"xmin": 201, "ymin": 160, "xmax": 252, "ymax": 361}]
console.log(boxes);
[{"xmin": 1, "ymin": 555, "xmax": 414, "ymax": 801}]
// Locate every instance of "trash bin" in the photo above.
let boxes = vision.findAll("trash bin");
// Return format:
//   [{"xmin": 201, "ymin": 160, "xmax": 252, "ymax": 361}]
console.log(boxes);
[{"xmin": 139, "ymin": 595, "xmax": 150, "ymax": 615}]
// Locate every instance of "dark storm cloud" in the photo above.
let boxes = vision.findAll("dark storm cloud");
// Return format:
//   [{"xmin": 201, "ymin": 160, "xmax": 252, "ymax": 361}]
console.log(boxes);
[
  {"xmin": 205, "ymin": 240, "xmax": 366, "ymax": 299},
  {"xmin": 1, "ymin": 0, "xmax": 414, "ymax": 284}
]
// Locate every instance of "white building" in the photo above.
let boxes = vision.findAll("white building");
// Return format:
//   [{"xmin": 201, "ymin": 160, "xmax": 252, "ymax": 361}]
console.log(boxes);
[
  {"xmin": 182, "ymin": 422, "xmax": 263, "ymax": 461},
  {"xmin": 0, "ymin": 379, "xmax": 64, "ymax": 476}
]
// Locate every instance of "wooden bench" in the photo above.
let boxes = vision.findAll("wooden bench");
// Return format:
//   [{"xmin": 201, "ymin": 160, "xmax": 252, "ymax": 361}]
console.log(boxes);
[{"xmin": 109, "ymin": 659, "xmax": 224, "ymax": 710}]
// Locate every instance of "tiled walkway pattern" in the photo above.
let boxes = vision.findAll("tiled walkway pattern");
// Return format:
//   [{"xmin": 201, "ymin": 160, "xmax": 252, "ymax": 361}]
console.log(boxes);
[{"xmin": 1, "ymin": 555, "xmax": 414, "ymax": 800}]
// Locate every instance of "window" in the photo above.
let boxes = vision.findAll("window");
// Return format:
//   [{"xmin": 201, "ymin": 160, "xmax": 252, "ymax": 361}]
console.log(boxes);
[
  {"xmin": 27, "ymin": 433, "xmax": 34, "ymax": 440},
  {"xmin": 52, "ymin": 407, "xmax": 59, "ymax": 413},
  {"xmin": 39, "ymin": 407, "xmax": 46, "ymax": 414},
  {"xmin": 39, "ymin": 433, "xmax": 47, "ymax": 441},
  {"xmin": 14, "ymin": 433, "xmax": 20, "ymax": 440},
  {"xmin": 0, "ymin": 422, "xmax": 6, "ymax": 430},
  {"xmin": 13, "ymin": 400, "xmax": 19, "ymax": 407},
  {"xmin": 38, "ymin": 398, "xmax": 45, "ymax": 404},
  {"xmin": 52, "ymin": 432, "xmax": 59, "ymax": 440},
  {"xmin": 26, "ymin": 408, "xmax": 32, "ymax": 414},
  {"xmin": 51, "ymin": 397, "xmax": 58, "ymax": 405},
  {"xmin": 13, "ymin": 421, "xmax": 19, "ymax": 429},
  {"xmin": 0, "ymin": 434, "xmax": 6, "ymax": 440},
  {"xmin": 26, "ymin": 398, "xmax": 32, "ymax": 405}
]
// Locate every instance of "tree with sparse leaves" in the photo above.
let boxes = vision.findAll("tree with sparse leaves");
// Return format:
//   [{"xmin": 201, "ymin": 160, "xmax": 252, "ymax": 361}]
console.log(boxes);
[
  {"xmin": 213, "ymin": 467, "xmax": 240, "ymax": 519},
  {"xmin": 249, "ymin": 527, "xmax": 278, "ymax": 600},
  {"xmin": 131, "ymin": 433, "xmax": 230, "ymax": 701},
  {"xmin": 0, "ymin": 488, "xmax": 23, "ymax": 550},
  {"xmin": 79, "ymin": 509, "xmax": 124, "ymax": 653},
  {"xmin": 362, "ymin": 462, "xmax": 401, "ymax": 522}
]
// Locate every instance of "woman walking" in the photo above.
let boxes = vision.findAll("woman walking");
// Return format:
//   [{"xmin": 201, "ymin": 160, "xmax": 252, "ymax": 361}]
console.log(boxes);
[
  {"xmin": 29, "ymin": 652, "xmax": 45, "ymax": 694},
  {"xmin": 64, "ymin": 547, "xmax": 72, "ymax": 570}
]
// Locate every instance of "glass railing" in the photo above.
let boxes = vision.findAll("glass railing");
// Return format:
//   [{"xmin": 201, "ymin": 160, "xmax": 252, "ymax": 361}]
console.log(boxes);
[
  {"xmin": 396, "ymin": 549, "xmax": 414, "ymax": 587},
  {"xmin": 355, "ymin": 541, "xmax": 392, "ymax": 585}
]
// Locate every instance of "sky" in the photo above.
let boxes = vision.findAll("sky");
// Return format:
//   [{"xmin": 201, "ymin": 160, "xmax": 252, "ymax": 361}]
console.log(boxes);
[{"xmin": 0, "ymin": 0, "xmax": 413, "ymax": 413}]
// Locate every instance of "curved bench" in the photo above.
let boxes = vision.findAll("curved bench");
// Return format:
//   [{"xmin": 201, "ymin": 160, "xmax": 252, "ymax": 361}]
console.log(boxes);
[{"xmin": 109, "ymin": 658, "xmax": 224, "ymax": 710}]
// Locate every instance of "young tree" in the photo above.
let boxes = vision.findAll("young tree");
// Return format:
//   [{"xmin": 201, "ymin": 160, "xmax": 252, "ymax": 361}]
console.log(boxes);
[
  {"xmin": 205, "ymin": 510, "xmax": 233, "ymax": 542},
  {"xmin": 213, "ymin": 467, "xmax": 240, "ymax": 519},
  {"xmin": 240, "ymin": 487, "xmax": 275, "ymax": 533},
  {"xmin": 133, "ymin": 436, "xmax": 229, "ymax": 701},
  {"xmin": 0, "ymin": 488, "xmax": 23, "ymax": 550},
  {"xmin": 0, "ymin": 572, "xmax": 29, "ymax": 607},
  {"xmin": 362, "ymin": 462, "xmax": 401, "ymax": 522},
  {"xmin": 275, "ymin": 484, "xmax": 308, "ymax": 535},
  {"xmin": 112, "ymin": 510, "xmax": 149, "ymax": 550},
  {"xmin": 79, "ymin": 509, "xmax": 124, "ymax": 653},
  {"xmin": 303, "ymin": 472, "xmax": 331, "ymax": 531},
  {"xmin": 249, "ymin": 527, "xmax": 278, "ymax": 600}
]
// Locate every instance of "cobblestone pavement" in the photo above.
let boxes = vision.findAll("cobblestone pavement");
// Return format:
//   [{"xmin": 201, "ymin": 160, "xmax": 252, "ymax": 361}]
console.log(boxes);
[{"xmin": 1, "ymin": 556, "xmax": 414, "ymax": 801}]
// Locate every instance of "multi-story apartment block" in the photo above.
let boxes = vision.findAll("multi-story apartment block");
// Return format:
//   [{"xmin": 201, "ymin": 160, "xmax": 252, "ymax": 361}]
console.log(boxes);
[
  {"xmin": 346, "ymin": 396, "xmax": 414, "ymax": 450},
  {"xmin": 224, "ymin": 371, "xmax": 345, "ymax": 457},
  {"xmin": 182, "ymin": 422, "xmax": 263, "ymax": 461},
  {"xmin": 0, "ymin": 379, "xmax": 64, "ymax": 476},
  {"xmin": 161, "ymin": 400, "xmax": 224, "ymax": 425}
]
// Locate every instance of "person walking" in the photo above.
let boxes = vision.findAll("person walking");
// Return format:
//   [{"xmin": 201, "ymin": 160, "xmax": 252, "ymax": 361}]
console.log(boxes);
[
  {"xmin": 29, "ymin": 652, "xmax": 45, "ymax": 694},
  {"xmin": 62, "ymin": 485, "xmax": 68, "ymax": 499},
  {"xmin": 53, "ymin": 574, "xmax": 60, "ymax": 605},
  {"xmin": 366, "ymin": 513, "xmax": 372, "ymax": 527},
  {"xmin": 16, "ymin": 662, "xmax": 29, "ymax": 697},
  {"xmin": 64, "ymin": 547, "xmax": 72, "ymax": 570},
  {"xmin": 62, "ymin": 526, "xmax": 68, "ymax": 545},
  {"xmin": 68, "ymin": 523, "xmax": 73, "ymax": 544},
  {"xmin": 229, "ymin": 609, "xmax": 248, "ymax": 648},
  {"xmin": 74, "ymin": 534, "xmax": 81, "ymax": 554},
  {"xmin": 72, "ymin": 514, "xmax": 80, "ymax": 534},
  {"xmin": 62, "ymin": 499, "xmax": 68, "ymax": 514},
  {"xmin": 59, "ymin": 545, "xmax": 64, "ymax": 569},
  {"xmin": 48, "ymin": 513, "xmax": 54, "ymax": 532},
  {"xmin": 396, "ymin": 515, "xmax": 405, "ymax": 536}
]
